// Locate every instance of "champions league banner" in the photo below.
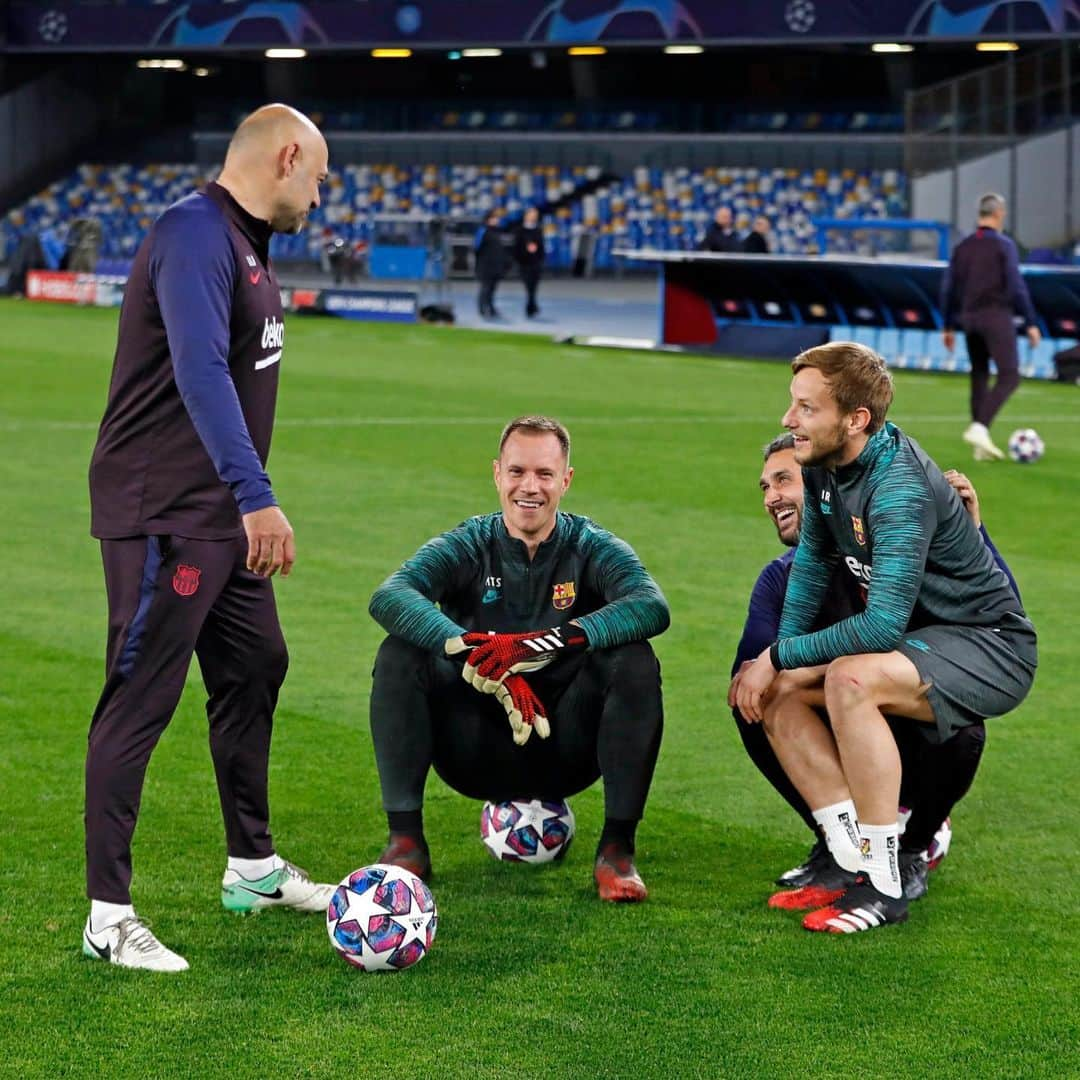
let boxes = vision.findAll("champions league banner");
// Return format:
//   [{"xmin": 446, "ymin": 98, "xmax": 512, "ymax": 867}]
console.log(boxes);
[{"xmin": 8, "ymin": 1, "xmax": 1080, "ymax": 51}]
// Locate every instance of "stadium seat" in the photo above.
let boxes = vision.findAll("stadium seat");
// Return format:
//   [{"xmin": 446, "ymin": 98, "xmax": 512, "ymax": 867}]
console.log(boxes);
[
  {"xmin": 1027, "ymin": 339, "xmax": 1057, "ymax": 379},
  {"xmin": 850, "ymin": 325, "xmax": 879, "ymax": 351},
  {"xmin": 2, "ymin": 161, "xmax": 910, "ymax": 274},
  {"xmin": 900, "ymin": 329, "xmax": 930, "ymax": 368},
  {"xmin": 876, "ymin": 328, "xmax": 901, "ymax": 362}
]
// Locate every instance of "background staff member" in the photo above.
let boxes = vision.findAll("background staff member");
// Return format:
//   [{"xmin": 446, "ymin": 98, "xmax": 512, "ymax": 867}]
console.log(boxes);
[
  {"xmin": 514, "ymin": 207, "xmax": 545, "ymax": 319},
  {"xmin": 474, "ymin": 209, "xmax": 506, "ymax": 319},
  {"xmin": 940, "ymin": 193, "xmax": 1041, "ymax": 461}
]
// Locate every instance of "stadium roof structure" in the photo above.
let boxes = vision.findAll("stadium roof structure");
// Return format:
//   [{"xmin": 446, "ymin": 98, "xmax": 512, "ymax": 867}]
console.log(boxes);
[{"xmin": 6, "ymin": 0, "xmax": 1080, "ymax": 52}]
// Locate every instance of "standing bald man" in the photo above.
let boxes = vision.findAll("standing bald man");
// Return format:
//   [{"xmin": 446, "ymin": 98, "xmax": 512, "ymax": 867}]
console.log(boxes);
[
  {"xmin": 941, "ymin": 193, "xmax": 1041, "ymax": 461},
  {"xmin": 84, "ymin": 105, "xmax": 334, "ymax": 971}
]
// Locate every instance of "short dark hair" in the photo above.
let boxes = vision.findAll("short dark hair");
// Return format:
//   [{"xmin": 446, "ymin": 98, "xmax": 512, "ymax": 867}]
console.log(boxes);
[
  {"xmin": 792, "ymin": 341, "xmax": 894, "ymax": 434},
  {"xmin": 763, "ymin": 432, "xmax": 795, "ymax": 461},
  {"xmin": 498, "ymin": 415, "xmax": 571, "ymax": 460}
]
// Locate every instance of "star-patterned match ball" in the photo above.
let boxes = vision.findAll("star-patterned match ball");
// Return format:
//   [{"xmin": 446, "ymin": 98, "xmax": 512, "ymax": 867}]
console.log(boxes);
[
  {"xmin": 480, "ymin": 798, "xmax": 576, "ymax": 863},
  {"xmin": 326, "ymin": 864, "xmax": 437, "ymax": 971}
]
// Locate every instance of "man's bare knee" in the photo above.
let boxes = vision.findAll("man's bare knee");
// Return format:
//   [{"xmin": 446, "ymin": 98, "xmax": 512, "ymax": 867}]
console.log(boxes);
[
  {"xmin": 763, "ymin": 688, "xmax": 821, "ymax": 739},
  {"xmin": 823, "ymin": 656, "xmax": 877, "ymax": 720}
]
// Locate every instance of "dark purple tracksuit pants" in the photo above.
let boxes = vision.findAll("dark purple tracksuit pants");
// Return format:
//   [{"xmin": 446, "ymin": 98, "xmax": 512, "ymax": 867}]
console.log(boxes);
[
  {"xmin": 85, "ymin": 534, "xmax": 288, "ymax": 903},
  {"xmin": 964, "ymin": 310, "xmax": 1021, "ymax": 427}
]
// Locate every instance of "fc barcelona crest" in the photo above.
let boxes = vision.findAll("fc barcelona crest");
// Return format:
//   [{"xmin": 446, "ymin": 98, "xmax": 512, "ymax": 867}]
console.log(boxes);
[
  {"xmin": 173, "ymin": 564, "xmax": 202, "ymax": 597},
  {"xmin": 552, "ymin": 581, "xmax": 576, "ymax": 610},
  {"xmin": 851, "ymin": 516, "xmax": 866, "ymax": 546}
]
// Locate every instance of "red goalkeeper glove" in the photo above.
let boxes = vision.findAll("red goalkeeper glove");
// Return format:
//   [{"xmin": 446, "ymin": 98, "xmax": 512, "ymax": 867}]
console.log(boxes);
[
  {"xmin": 495, "ymin": 675, "xmax": 550, "ymax": 746},
  {"xmin": 446, "ymin": 626, "xmax": 587, "ymax": 693}
]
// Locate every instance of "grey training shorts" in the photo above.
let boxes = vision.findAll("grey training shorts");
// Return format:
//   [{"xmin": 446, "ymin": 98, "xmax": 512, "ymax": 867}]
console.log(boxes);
[{"xmin": 895, "ymin": 611, "xmax": 1037, "ymax": 744}]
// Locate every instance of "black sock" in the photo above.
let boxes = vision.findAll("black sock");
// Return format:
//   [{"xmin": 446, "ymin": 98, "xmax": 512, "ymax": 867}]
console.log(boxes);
[
  {"xmin": 387, "ymin": 810, "xmax": 426, "ymax": 846},
  {"xmin": 598, "ymin": 818, "xmax": 637, "ymax": 855},
  {"xmin": 902, "ymin": 723, "xmax": 986, "ymax": 853}
]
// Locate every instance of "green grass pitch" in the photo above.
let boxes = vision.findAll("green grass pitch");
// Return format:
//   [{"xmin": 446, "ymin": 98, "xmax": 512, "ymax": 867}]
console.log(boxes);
[{"xmin": 1, "ymin": 297, "xmax": 1077, "ymax": 1078}]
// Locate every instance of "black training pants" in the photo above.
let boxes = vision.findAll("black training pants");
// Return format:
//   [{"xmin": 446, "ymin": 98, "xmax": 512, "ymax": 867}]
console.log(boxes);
[
  {"xmin": 965, "ymin": 310, "xmax": 1021, "ymax": 427},
  {"xmin": 521, "ymin": 265, "xmax": 541, "ymax": 316},
  {"xmin": 85, "ymin": 534, "xmax": 288, "ymax": 903},
  {"xmin": 370, "ymin": 636, "xmax": 663, "ymax": 822},
  {"xmin": 477, "ymin": 275, "xmax": 500, "ymax": 317}
]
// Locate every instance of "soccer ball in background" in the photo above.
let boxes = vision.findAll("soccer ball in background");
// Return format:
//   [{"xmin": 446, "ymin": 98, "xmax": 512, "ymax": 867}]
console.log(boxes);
[
  {"xmin": 1007, "ymin": 428, "xmax": 1045, "ymax": 464},
  {"xmin": 326, "ymin": 864, "xmax": 437, "ymax": 972},
  {"xmin": 480, "ymin": 798, "xmax": 575, "ymax": 863}
]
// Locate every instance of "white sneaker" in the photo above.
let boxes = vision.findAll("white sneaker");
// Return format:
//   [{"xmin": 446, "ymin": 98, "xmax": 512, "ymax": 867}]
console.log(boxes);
[
  {"xmin": 925, "ymin": 817, "xmax": 953, "ymax": 870},
  {"xmin": 963, "ymin": 423, "xmax": 1005, "ymax": 460},
  {"xmin": 82, "ymin": 914, "xmax": 189, "ymax": 972},
  {"xmin": 221, "ymin": 858, "xmax": 335, "ymax": 914}
]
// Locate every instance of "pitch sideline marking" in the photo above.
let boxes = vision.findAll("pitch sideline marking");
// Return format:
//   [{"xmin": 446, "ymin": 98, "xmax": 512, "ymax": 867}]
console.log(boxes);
[{"xmin": 1, "ymin": 414, "xmax": 1078, "ymax": 433}]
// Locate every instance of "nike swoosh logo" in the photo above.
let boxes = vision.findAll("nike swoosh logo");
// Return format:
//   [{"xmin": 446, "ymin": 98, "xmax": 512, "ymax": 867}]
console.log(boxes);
[
  {"xmin": 481, "ymin": 589, "xmax": 501, "ymax": 604},
  {"xmin": 249, "ymin": 271, "xmax": 261, "ymax": 285},
  {"xmin": 238, "ymin": 885, "xmax": 284, "ymax": 899},
  {"xmin": 85, "ymin": 934, "xmax": 110, "ymax": 961},
  {"xmin": 255, "ymin": 350, "xmax": 281, "ymax": 371}
]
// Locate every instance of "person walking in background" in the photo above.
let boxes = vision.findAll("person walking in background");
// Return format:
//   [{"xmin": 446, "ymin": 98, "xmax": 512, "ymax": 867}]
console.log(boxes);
[
  {"xmin": 743, "ymin": 216, "xmax": 772, "ymax": 254},
  {"xmin": 940, "ymin": 193, "xmax": 1041, "ymax": 461},
  {"xmin": 700, "ymin": 206, "xmax": 742, "ymax": 253},
  {"xmin": 514, "ymin": 207, "xmax": 545, "ymax": 318},
  {"xmin": 83, "ymin": 104, "xmax": 336, "ymax": 973},
  {"xmin": 475, "ymin": 209, "xmax": 506, "ymax": 319}
]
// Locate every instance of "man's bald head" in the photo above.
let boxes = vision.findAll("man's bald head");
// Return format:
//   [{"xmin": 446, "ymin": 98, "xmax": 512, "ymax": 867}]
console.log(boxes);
[
  {"xmin": 226, "ymin": 104, "xmax": 324, "ymax": 165},
  {"xmin": 217, "ymin": 103, "xmax": 328, "ymax": 235}
]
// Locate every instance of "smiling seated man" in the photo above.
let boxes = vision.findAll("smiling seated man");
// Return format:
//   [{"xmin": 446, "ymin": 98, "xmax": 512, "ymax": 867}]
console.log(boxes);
[
  {"xmin": 729, "ymin": 433, "xmax": 1020, "ymax": 910},
  {"xmin": 735, "ymin": 343, "xmax": 1036, "ymax": 933},
  {"xmin": 366, "ymin": 415, "xmax": 670, "ymax": 902}
]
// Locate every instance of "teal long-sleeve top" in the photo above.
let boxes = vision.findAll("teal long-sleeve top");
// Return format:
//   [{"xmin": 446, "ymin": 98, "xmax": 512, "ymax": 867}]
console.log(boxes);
[
  {"xmin": 369, "ymin": 511, "xmax": 670, "ymax": 655},
  {"xmin": 775, "ymin": 422, "xmax": 1028, "ymax": 670}
]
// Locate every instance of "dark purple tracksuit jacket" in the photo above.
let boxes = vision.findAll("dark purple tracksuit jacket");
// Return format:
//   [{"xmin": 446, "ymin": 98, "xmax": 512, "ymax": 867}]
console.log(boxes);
[
  {"xmin": 90, "ymin": 181, "xmax": 282, "ymax": 537},
  {"xmin": 939, "ymin": 225, "xmax": 1039, "ymax": 427},
  {"xmin": 85, "ymin": 182, "xmax": 291, "ymax": 902}
]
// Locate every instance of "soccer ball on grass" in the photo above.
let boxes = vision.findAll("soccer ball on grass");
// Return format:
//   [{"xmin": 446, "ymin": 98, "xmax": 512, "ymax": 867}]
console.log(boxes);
[
  {"xmin": 1007, "ymin": 428, "xmax": 1044, "ymax": 464},
  {"xmin": 326, "ymin": 864, "xmax": 437, "ymax": 971},
  {"xmin": 480, "ymin": 798, "xmax": 575, "ymax": 863}
]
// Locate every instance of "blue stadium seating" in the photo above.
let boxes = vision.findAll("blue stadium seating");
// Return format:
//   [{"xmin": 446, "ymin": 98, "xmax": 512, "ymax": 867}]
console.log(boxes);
[
  {"xmin": 829, "ymin": 325, "xmax": 1068, "ymax": 380},
  {"xmin": 2, "ymin": 161, "xmax": 910, "ymax": 273},
  {"xmin": 849, "ymin": 325, "xmax": 879, "ymax": 351}
]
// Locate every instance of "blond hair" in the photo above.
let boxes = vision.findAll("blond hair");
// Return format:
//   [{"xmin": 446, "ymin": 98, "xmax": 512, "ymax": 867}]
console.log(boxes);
[
  {"xmin": 498, "ymin": 415, "xmax": 571, "ymax": 460},
  {"xmin": 792, "ymin": 342, "xmax": 893, "ymax": 434}
]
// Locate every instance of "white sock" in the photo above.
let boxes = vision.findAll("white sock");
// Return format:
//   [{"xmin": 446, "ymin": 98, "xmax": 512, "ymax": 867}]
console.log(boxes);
[
  {"xmin": 227, "ymin": 853, "xmax": 281, "ymax": 879},
  {"xmin": 90, "ymin": 900, "xmax": 135, "ymax": 933},
  {"xmin": 897, "ymin": 806, "xmax": 912, "ymax": 835},
  {"xmin": 812, "ymin": 800, "xmax": 862, "ymax": 873},
  {"xmin": 860, "ymin": 823, "xmax": 903, "ymax": 899}
]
